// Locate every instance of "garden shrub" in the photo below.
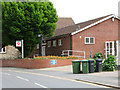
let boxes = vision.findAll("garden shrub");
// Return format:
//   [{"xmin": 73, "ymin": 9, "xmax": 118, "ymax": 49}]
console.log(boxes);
[
  {"xmin": 94, "ymin": 60, "xmax": 96, "ymax": 71},
  {"xmin": 94, "ymin": 53, "xmax": 103, "ymax": 60},
  {"xmin": 102, "ymin": 55, "xmax": 117, "ymax": 71}
]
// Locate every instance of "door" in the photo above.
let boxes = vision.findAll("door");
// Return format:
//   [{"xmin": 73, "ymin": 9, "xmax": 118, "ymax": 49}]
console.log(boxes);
[
  {"xmin": 42, "ymin": 46, "xmax": 45, "ymax": 56},
  {"xmin": 105, "ymin": 41, "xmax": 115, "ymax": 58}
]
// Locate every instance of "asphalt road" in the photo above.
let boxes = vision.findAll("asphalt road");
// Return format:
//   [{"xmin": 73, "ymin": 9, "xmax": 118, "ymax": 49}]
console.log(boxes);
[{"xmin": 1, "ymin": 68, "xmax": 111, "ymax": 89}]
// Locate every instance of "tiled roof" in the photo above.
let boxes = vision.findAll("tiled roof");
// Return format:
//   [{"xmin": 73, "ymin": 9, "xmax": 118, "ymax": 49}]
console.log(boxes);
[
  {"xmin": 56, "ymin": 18, "xmax": 75, "ymax": 29},
  {"xmin": 54, "ymin": 14, "xmax": 113, "ymax": 37}
]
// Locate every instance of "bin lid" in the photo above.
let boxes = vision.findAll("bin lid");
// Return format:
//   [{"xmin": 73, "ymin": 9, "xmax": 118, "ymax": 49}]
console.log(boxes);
[
  {"xmin": 72, "ymin": 60, "xmax": 81, "ymax": 62},
  {"xmin": 88, "ymin": 59, "xmax": 94, "ymax": 62},
  {"xmin": 81, "ymin": 60, "xmax": 88, "ymax": 62},
  {"xmin": 96, "ymin": 58, "xmax": 102, "ymax": 61}
]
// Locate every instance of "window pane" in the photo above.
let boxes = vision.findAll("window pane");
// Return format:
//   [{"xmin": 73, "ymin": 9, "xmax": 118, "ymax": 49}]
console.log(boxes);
[
  {"xmin": 58, "ymin": 39, "xmax": 62, "ymax": 46},
  {"xmin": 53, "ymin": 40, "xmax": 56, "ymax": 46},
  {"xmin": 90, "ymin": 38, "xmax": 94, "ymax": 43},
  {"xmin": 86, "ymin": 38, "xmax": 89, "ymax": 43},
  {"xmin": 3, "ymin": 47, "xmax": 6, "ymax": 52},
  {"xmin": 110, "ymin": 42, "xmax": 112, "ymax": 48},
  {"xmin": 47, "ymin": 41, "xmax": 51, "ymax": 47}
]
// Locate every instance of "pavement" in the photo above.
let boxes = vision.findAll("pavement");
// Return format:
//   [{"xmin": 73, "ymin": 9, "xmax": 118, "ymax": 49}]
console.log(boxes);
[{"xmin": 38, "ymin": 65, "xmax": 120, "ymax": 88}]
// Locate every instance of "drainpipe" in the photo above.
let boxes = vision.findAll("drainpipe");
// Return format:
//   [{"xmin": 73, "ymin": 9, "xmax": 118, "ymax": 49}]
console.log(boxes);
[{"xmin": 70, "ymin": 34, "xmax": 72, "ymax": 55}]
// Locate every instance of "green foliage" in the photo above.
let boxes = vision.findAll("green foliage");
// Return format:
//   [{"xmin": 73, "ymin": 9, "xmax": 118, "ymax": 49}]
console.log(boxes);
[
  {"xmin": 2, "ymin": 2, "xmax": 58, "ymax": 57},
  {"xmin": 93, "ymin": 52, "xmax": 103, "ymax": 71},
  {"xmin": 94, "ymin": 53, "xmax": 103, "ymax": 60},
  {"xmin": 102, "ymin": 55, "xmax": 117, "ymax": 71},
  {"xmin": 94, "ymin": 60, "xmax": 96, "ymax": 71}
]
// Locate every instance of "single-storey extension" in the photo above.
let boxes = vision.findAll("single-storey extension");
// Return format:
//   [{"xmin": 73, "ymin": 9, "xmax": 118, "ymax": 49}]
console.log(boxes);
[{"xmin": 37, "ymin": 14, "xmax": 119, "ymax": 60}]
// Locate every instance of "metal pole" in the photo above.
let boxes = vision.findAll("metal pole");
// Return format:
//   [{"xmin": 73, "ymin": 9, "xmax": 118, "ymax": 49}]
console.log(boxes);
[
  {"xmin": 90, "ymin": 51, "xmax": 92, "ymax": 58},
  {"xmin": 22, "ymin": 40, "xmax": 24, "ymax": 58},
  {"xmin": 68, "ymin": 50, "xmax": 69, "ymax": 56},
  {"xmin": 39, "ymin": 42, "xmax": 41, "ymax": 56},
  {"xmin": 41, "ymin": 35, "xmax": 43, "ymax": 56}
]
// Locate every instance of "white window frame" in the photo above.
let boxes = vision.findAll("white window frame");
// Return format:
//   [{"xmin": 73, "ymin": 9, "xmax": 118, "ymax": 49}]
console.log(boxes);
[
  {"xmin": 47, "ymin": 41, "xmax": 51, "ymax": 47},
  {"xmin": 85, "ymin": 37, "xmax": 95, "ymax": 44},
  {"xmin": 0, "ymin": 47, "xmax": 6, "ymax": 53},
  {"xmin": 58, "ymin": 39, "xmax": 62, "ymax": 46},
  {"xmin": 53, "ymin": 40, "xmax": 56, "ymax": 47}
]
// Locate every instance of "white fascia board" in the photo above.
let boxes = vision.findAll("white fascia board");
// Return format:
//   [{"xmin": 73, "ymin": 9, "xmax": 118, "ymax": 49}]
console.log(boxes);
[
  {"xmin": 115, "ymin": 15, "xmax": 120, "ymax": 20},
  {"xmin": 71, "ymin": 14, "xmax": 118, "ymax": 35}
]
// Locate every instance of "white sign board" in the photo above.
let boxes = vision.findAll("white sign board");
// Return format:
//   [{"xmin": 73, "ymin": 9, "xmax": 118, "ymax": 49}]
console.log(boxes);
[{"xmin": 16, "ymin": 40, "xmax": 22, "ymax": 47}]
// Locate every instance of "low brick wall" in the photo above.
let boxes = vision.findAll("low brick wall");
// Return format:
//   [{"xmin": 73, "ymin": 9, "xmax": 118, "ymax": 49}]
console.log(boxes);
[{"xmin": 0, "ymin": 59, "xmax": 83, "ymax": 69}]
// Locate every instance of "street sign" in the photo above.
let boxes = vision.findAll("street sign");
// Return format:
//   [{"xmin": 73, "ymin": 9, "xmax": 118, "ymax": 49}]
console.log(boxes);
[
  {"xmin": 16, "ymin": 40, "xmax": 24, "ymax": 58},
  {"xmin": 51, "ymin": 60, "xmax": 57, "ymax": 65},
  {"xmin": 16, "ymin": 40, "xmax": 22, "ymax": 47}
]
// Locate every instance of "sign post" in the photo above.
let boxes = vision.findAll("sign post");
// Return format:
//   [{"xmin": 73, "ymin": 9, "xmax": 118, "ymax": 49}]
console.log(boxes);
[
  {"xmin": 16, "ymin": 40, "xmax": 24, "ymax": 59},
  {"xmin": 21, "ymin": 40, "xmax": 24, "ymax": 59}
]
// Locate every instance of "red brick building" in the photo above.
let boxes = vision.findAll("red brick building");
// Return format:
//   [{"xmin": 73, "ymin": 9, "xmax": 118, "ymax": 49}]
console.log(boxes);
[{"xmin": 31, "ymin": 14, "xmax": 119, "ymax": 60}]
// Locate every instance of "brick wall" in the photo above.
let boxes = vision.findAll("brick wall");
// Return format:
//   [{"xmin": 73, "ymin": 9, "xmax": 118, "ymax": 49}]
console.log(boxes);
[
  {"xmin": 72, "ymin": 18, "xmax": 118, "ymax": 58},
  {"xmin": 0, "ymin": 59, "xmax": 81, "ymax": 69},
  {"xmin": 46, "ymin": 35, "xmax": 71, "ymax": 56},
  {"xmin": 0, "ymin": 45, "xmax": 21, "ymax": 60}
]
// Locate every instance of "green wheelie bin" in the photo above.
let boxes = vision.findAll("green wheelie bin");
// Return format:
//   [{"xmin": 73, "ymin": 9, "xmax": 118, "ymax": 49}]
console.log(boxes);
[
  {"xmin": 81, "ymin": 60, "xmax": 88, "ymax": 74},
  {"xmin": 72, "ymin": 60, "xmax": 81, "ymax": 74}
]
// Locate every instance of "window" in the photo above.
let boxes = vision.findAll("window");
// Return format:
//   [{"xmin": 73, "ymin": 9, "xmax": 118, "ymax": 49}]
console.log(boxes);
[
  {"xmin": 53, "ymin": 40, "xmax": 56, "ymax": 47},
  {"xmin": 85, "ymin": 37, "xmax": 95, "ymax": 44},
  {"xmin": 0, "ymin": 47, "xmax": 6, "ymax": 53},
  {"xmin": 58, "ymin": 39, "xmax": 62, "ymax": 46},
  {"xmin": 47, "ymin": 41, "xmax": 51, "ymax": 47}
]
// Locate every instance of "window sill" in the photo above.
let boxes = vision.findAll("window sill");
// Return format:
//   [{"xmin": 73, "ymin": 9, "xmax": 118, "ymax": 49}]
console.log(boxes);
[
  {"xmin": 0, "ymin": 52, "xmax": 6, "ymax": 54},
  {"xmin": 85, "ymin": 43, "xmax": 95, "ymax": 45},
  {"xmin": 58, "ymin": 45, "xmax": 62, "ymax": 46}
]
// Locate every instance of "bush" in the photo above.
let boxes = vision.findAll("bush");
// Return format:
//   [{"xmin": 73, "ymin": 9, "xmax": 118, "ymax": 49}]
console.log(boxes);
[
  {"xmin": 102, "ymin": 55, "xmax": 117, "ymax": 71},
  {"xmin": 94, "ymin": 53, "xmax": 103, "ymax": 60},
  {"xmin": 94, "ymin": 60, "xmax": 96, "ymax": 71}
]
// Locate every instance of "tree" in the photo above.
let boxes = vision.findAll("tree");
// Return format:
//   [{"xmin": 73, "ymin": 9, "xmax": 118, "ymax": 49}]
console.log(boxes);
[{"xmin": 2, "ymin": 2, "xmax": 58, "ymax": 57}]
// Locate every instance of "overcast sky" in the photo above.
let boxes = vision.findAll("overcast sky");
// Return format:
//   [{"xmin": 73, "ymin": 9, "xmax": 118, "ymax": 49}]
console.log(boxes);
[{"xmin": 50, "ymin": 0, "xmax": 120, "ymax": 24}]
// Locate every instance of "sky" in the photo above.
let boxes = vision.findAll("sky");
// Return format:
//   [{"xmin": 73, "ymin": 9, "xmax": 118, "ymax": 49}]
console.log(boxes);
[{"xmin": 50, "ymin": 0, "xmax": 120, "ymax": 24}]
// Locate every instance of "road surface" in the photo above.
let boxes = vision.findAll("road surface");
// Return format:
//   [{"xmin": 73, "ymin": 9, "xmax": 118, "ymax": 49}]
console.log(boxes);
[{"xmin": 1, "ymin": 67, "xmax": 112, "ymax": 89}]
